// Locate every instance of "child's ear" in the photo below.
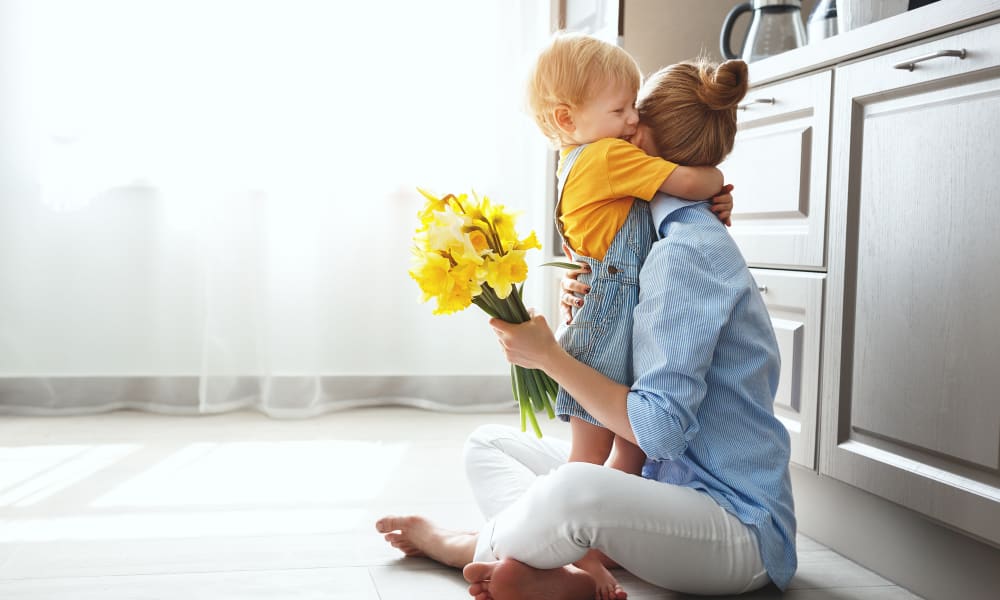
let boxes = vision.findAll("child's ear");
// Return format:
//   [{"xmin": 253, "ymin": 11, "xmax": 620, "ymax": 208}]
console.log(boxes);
[{"xmin": 554, "ymin": 104, "xmax": 575, "ymax": 134}]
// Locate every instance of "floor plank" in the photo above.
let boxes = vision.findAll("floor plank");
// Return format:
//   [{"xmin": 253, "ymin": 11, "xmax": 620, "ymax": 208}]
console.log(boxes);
[
  {"xmin": 0, "ymin": 567, "xmax": 381, "ymax": 600},
  {"xmin": 0, "ymin": 409, "xmax": 922, "ymax": 599}
]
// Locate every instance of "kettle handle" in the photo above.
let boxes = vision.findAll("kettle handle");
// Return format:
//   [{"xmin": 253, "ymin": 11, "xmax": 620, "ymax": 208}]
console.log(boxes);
[{"xmin": 720, "ymin": 2, "xmax": 753, "ymax": 60}]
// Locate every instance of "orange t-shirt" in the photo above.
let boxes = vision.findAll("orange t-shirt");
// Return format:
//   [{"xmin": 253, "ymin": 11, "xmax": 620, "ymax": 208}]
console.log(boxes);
[{"xmin": 558, "ymin": 138, "xmax": 677, "ymax": 261}]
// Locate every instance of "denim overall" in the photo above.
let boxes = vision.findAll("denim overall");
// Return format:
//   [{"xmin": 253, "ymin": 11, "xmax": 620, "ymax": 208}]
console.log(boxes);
[{"xmin": 554, "ymin": 144, "xmax": 656, "ymax": 426}]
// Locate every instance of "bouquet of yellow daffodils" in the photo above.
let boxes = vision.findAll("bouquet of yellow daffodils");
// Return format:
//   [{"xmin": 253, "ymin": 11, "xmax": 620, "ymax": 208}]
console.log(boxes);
[{"xmin": 409, "ymin": 188, "xmax": 556, "ymax": 437}]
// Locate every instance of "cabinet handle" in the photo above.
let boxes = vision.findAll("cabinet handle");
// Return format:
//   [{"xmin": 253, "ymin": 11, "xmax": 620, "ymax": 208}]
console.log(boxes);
[
  {"xmin": 757, "ymin": 285, "xmax": 768, "ymax": 294},
  {"xmin": 893, "ymin": 48, "xmax": 967, "ymax": 72},
  {"xmin": 738, "ymin": 97, "xmax": 775, "ymax": 110}
]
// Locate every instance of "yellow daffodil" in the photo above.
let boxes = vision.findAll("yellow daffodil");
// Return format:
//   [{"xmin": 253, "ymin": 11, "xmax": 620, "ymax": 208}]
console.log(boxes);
[
  {"xmin": 485, "ymin": 250, "xmax": 528, "ymax": 299},
  {"xmin": 467, "ymin": 228, "xmax": 492, "ymax": 255},
  {"xmin": 425, "ymin": 210, "xmax": 484, "ymax": 265},
  {"xmin": 483, "ymin": 201, "xmax": 520, "ymax": 252},
  {"xmin": 409, "ymin": 250, "xmax": 452, "ymax": 302},
  {"xmin": 514, "ymin": 231, "xmax": 542, "ymax": 252},
  {"xmin": 411, "ymin": 187, "xmax": 555, "ymax": 436},
  {"xmin": 416, "ymin": 189, "xmax": 452, "ymax": 223}
]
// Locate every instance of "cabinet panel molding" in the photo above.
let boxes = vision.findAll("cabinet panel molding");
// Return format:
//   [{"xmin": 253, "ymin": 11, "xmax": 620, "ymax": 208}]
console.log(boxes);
[
  {"xmin": 821, "ymin": 20, "xmax": 1000, "ymax": 546},
  {"xmin": 751, "ymin": 268, "xmax": 824, "ymax": 469},
  {"xmin": 724, "ymin": 70, "xmax": 832, "ymax": 270}
]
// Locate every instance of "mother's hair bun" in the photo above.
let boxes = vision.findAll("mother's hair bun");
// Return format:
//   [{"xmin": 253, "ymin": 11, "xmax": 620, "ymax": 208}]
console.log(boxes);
[{"xmin": 696, "ymin": 59, "xmax": 748, "ymax": 111}]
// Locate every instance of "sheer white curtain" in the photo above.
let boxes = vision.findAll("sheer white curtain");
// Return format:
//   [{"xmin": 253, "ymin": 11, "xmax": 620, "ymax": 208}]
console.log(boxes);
[{"xmin": 0, "ymin": 0, "xmax": 552, "ymax": 416}]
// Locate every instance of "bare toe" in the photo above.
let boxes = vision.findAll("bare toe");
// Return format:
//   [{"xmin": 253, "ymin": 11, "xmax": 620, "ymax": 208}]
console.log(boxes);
[
  {"xmin": 463, "ymin": 561, "xmax": 498, "ymax": 583},
  {"xmin": 376, "ymin": 514, "xmax": 475, "ymax": 568},
  {"xmin": 375, "ymin": 515, "xmax": 398, "ymax": 533},
  {"xmin": 376, "ymin": 514, "xmax": 416, "ymax": 533}
]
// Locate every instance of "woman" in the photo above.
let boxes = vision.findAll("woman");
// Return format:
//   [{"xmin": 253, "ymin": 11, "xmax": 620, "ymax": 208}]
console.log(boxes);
[{"xmin": 376, "ymin": 59, "xmax": 796, "ymax": 599}]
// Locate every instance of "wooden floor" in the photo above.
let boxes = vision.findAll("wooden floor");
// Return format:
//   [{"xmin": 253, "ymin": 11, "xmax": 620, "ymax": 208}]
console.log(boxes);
[{"xmin": 0, "ymin": 408, "xmax": 923, "ymax": 599}]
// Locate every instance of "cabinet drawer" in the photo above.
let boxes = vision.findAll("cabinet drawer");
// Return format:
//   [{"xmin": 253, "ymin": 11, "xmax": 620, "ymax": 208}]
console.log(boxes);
[
  {"xmin": 750, "ymin": 268, "xmax": 824, "ymax": 469},
  {"xmin": 839, "ymin": 19, "xmax": 1000, "ymax": 95},
  {"xmin": 722, "ymin": 70, "xmax": 832, "ymax": 270}
]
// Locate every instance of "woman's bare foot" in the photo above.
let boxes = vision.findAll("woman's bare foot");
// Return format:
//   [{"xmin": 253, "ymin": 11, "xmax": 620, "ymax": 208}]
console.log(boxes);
[
  {"xmin": 576, "ymin": 552, "xmax": 627, "ymax": 600},
  {"xmin": 464, "ymin": 559, "xmax": 596, "ymax": 600},
  {"xmin": 375, "ymin": 515, "xmax": 478, "ymax": 568}
]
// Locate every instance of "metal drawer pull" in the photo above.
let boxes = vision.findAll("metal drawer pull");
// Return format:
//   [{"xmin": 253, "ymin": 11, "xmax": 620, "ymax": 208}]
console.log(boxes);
[
  {"xmin": 738, "ymin": 97, "xmax": 775, "ymax": 110},
  {"xmin": 757, "ymin": 285, "xmax": 768, "ymax": 294},
  {"xmin": 893, "ymin": 48, "xmax": 967, "ymax": 71}
]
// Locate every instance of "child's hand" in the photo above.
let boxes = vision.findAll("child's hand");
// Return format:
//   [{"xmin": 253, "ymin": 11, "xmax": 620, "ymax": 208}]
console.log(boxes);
[
  {"xmin": 710, "ymin": 183, "xmax": 734, "ymax": 227},
  {"xmin": 560, "ymin": 262, "xmax": 591, "ymax": 325}
]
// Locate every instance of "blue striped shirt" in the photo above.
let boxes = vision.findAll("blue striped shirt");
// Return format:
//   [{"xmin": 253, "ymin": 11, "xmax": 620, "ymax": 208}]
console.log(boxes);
[{"xmin": 627, "ymin": 195, "xmax": 797, "ymax": 589}]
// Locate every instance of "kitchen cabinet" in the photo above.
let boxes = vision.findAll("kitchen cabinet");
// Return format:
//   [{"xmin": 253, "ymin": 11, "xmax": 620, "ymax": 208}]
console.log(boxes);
[
  {"xmin": 750, "ymin": 268, "xmax": 824, "ymax": 469},
  {"xmin": 723, "ymin": 70, "xmax": 833, "ymax": 469},
  {"xmin": 717, "ymin": 6, "xmax": 1000, "ymax": 545},
  {"xmin": 821, "ymin": 20, "xmax": 1000, "ymax": 545},
  {"xmin": 722, "ymin": 71, "xmax": 832, "ymax": 270}
]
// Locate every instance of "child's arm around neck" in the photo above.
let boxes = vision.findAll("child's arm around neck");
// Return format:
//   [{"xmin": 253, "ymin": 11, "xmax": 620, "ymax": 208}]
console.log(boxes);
[
  {"xmin": 659, "ymin": 165, "xmax": 724, "ymax": 201},
  {"xmin": 630, "ymin": 126, "xmax": 724, "ymax": 200}
]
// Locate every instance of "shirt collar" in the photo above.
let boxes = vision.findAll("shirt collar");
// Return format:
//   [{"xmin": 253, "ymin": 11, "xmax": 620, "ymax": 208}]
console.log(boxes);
[{"xmin": 650, "ymin": 195, "xmax": 708, "ymax": 239}]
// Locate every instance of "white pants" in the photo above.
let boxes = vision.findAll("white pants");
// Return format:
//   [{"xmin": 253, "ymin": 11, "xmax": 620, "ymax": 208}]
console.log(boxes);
[{"xmin": 465, "ymin": 425, "xmax": 770, "ymax": 595}]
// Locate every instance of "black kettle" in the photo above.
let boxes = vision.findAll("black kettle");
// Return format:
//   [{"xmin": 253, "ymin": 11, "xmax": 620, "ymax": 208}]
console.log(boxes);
[{"xmin": 720, "ymin": 0, "xmax": 806, "ymax": 62}]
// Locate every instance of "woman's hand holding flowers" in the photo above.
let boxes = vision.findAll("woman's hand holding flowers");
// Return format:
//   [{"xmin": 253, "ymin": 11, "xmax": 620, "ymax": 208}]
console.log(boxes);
[{"xmin": 490, "ymin": 313, "xmax": 563, "ymax": 372}]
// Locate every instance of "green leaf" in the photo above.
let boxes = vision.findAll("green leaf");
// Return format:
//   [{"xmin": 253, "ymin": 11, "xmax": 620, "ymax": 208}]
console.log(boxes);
[{"xmin": 540, "ymin": 261, "xmax": 583, "ymax": 270}]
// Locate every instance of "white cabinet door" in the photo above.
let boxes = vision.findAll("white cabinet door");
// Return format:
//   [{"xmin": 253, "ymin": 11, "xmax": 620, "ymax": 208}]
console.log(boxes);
[
  {"xmin": 751, "ymin": 269, "xmax": 824, "ymax": 469},
  {"xmin": 822, "ymin": 21, "xmax": 1000, "ymax": 545},
  {"xmin": 721, "ymin": 70, "xmax": 832, "ymax": 270}
]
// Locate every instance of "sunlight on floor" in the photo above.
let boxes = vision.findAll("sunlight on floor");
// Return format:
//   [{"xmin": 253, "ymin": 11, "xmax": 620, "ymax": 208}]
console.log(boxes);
[
  {"xmin": 0, "ymin": 444, "xmax": 139, "ymax": 507},
  {"xmin": 0, "ymin": 438, "xmax": 410, "ymax": 542},
  {"xmin": 0, "ymin": 507, "xmax": 376, "ymax": 543},
  {"xmin": 93, "ymin": 440, "xmax": 409, "ymax": 506}
]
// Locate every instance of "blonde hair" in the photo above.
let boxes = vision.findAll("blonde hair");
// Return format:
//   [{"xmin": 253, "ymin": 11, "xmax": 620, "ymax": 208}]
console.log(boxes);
[
  {"xmin": 637, "ymin": 59, "xmax": 748, "ymax": 166},
  {"xmin": 527, "ymin": 32, "xmax": 641, "ymax": 147}
]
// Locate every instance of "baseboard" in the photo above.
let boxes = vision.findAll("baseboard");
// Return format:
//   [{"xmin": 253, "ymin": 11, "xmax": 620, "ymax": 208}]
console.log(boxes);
[
  {"xmin": 0, "ymin": 375, "xmax": 518, "ymax": 417},
  {"xmin": 791, "ymin": 466, "xmax": 1000, "ymax": 600}
]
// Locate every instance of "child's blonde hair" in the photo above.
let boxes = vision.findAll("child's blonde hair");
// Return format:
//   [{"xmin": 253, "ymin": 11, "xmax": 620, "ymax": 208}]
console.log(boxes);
[
  {"xmin": 527, "ymin": 32, "xmax": 642, "ymax": 147},
  {"xmin": 637, "ymin": 59, "xmax": 748, "ymax": 166}
]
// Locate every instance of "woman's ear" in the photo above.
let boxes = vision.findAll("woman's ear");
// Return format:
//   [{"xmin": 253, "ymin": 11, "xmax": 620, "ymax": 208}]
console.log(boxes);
[
  {"xmin": 553, "ymin": 105, "xmax": 575, "ymax": 134},
  {"xmin": 632, "ymin": 124, "xmax": 658, "ymax": 156}
]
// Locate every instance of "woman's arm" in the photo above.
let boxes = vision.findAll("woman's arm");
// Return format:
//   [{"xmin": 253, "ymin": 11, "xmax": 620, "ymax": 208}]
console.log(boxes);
[{"xmin": 490, "ymin": 315, "xmax": 638, "ymax": 444}]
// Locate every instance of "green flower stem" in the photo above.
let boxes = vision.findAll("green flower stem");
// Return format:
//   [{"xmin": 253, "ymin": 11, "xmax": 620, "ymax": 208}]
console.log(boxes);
[
  {"xmin": 520, "ymin": 397, "xmax": 528, "ymax": 432},
  {"xmin": 525, "ymin": 398, "xmax": 542, "ymax": 438},
  {"xmin": 523, "ymin": 366, "xmax": 542, "ymax": 413},
  {"xmin": 506, "ymin": 292, "xmax": 531, "ymax": 322},
  {"xmin": 513, "ymin": 364, "xmax": 528, "ymax": 429},
  {"xmin": 477, "ymin": 287, "xmax": 556, "ymax": 437},
  {"xmin": 536, "ymin": 370, "xmax": 557, "ymax": 419},
  {"xmin": 482, "ymin": 289, "xmax": 516, "ymax": 322},
  {"xmin": 543, "ymin": 372, "xmax": 559, "ymax": 398},
  {"xmin": 514, "ymin": 366, "xmax": 542, "ymax": 437},
  {"xmin": 472, "ymin": 297, "xmax": 500, "ymax": 319},
  {"xmin": 511, "ymin": 364, "xmax": 526, "ymax": 432}
]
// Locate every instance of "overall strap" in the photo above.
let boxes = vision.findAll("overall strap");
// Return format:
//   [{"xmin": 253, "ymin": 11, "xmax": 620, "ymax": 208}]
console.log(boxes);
[{"xmin": 554, "ymin": 144, "xmax": 587, "ymax": 241}]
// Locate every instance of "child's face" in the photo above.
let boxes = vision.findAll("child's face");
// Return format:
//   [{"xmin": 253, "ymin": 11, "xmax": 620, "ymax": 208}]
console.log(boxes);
[{"xmin": 567, "ymin": 79, "xmax": 638, "ymax": 145}]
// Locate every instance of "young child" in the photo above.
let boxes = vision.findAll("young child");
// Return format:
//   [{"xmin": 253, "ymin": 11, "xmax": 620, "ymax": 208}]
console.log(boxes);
[{"xmin": 526, "ymin": 33, "xmax": 734, "ymax": 600}]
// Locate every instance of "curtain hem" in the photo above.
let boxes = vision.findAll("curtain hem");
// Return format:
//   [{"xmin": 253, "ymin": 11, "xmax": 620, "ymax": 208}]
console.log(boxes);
[{"xmin": 0, "ymin": 375, "xmax": 517, "ymax": 418}]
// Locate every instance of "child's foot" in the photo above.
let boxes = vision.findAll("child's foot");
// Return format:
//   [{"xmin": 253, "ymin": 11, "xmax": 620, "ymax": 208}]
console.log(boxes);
[
  {"xmin": 577, "ymin": 554, "xmax": 627, "ymax": 600},
  {"xmin": 463, "ymin": 559, "xmax": 596, "ymax": 600},
  {"xmin": 374, "ymin": 515, "xmax": 477, "ymax": 568}
]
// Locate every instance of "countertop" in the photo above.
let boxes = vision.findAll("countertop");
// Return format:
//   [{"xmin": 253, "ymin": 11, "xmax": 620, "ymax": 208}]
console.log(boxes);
[{"xmin": 748, "ymin": 0, "xmax": 1000, "ymax": 85}]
